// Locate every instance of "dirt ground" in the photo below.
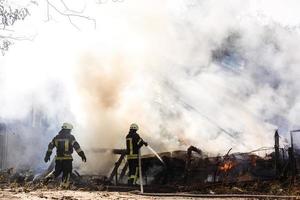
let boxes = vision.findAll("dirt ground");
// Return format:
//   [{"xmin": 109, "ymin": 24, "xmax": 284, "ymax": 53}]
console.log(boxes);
[{"xmin": 0, "ymin": 189, "xmax": 258, "ymax": 200}]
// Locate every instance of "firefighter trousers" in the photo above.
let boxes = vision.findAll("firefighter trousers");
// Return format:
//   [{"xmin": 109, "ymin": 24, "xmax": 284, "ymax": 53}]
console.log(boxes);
[
  {"xmin": 53, "ymin": 160, "xmax": 72, "ymax": 187},
  {"xmin": 128, "ymin": 159, "xmax": 139, "ymax": 186}
]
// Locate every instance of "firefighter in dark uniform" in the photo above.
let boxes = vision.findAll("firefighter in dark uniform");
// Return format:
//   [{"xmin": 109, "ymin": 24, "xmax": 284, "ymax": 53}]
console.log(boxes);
[
  {"xmin": 126, "ymin": 123, "xmax": 147, "ymax": 186},
  {"xmin": 44, "ymin": 122, "xmax": 86, "ymax": 188}
]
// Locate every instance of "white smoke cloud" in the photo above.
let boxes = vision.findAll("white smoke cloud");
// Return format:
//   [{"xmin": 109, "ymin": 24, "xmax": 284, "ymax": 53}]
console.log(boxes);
[{"xmin": 1, "ymin": 0, "xmax": 300, "ymax": 172}]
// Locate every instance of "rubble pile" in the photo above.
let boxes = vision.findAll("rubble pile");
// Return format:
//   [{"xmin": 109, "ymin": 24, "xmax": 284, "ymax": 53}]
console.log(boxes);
[
  {"xmin": 0, "ymin": 165, "xmax": 300, "ymax": 196},
  {"xmin": 0, "ymin": 131, "xmax": 299, "ymax": 196},
  {"xmin": 0, "ymin": 151, "xmax": 300, "ymax": 196},
  {"xmin": 0, "ymin": 168, "xmax": 109, "ymax": 192},
  {"xmin": 139, "ymin": 149, "xmax": 276, "ymax": 185}
]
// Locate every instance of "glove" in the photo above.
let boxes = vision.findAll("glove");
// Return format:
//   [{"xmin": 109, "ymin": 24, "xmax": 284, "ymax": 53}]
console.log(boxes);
[
  {"xmin": 44, "ymin": 155, "xmax": 50, "ymax": 163},
  {"xmin": 144, "ymin": 142, "xmax": 148, "ymax": 147},
  {"xmin": 81, "ymin": 154, "xmax": 87, "ymax": 162},
  {"xmin": 79, "ymin": 151, "xmax": 87, "ymax": 162},
  {"xmin": 44, "ymin": 151, "xmax": 52, "ymax": 163}
]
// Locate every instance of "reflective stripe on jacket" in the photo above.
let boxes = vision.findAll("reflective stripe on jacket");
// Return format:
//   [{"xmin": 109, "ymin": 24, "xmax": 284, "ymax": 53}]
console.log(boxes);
[
  {"xmin": 126, "ymin": 130, "xmax": 145, "ymax": 160},
  {"xmin": 47, "ymin": 129, "xmax": 83, "ymax": 160}
]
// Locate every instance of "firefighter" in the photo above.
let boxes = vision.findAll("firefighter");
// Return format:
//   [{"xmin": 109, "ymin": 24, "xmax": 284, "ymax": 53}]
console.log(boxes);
[
  {"xmin": 44, "ymin": 122, "xmax": 86, "ymax": 188},
  {"xmin": 126, "ymin": 123, "xmax": 147, "ymax": 186}
]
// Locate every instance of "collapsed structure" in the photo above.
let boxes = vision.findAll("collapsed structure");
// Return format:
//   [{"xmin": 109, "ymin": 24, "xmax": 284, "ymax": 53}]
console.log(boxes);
[
  {"xmin": 0, "ymin": 122, "xmax": 300, "ymax": 195},
  {"xmin": 107, "ymin": 130, "xmax": 300, "ymax": 188}
]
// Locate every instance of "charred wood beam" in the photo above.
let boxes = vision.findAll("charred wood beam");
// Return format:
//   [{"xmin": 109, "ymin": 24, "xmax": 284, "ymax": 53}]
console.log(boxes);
[
  {"xmin": 224, "ymin": 148, "xmax": 232, "ymax": 158},
  {"xmin": 184, "ymin": 146, "xmax": 202, "ymax": 181},
  {"xmin": 119, "ymin": 162, "xmax": 128, "ymax": 181},
  {"xmin": 288, "ymin": 147, "xmax": 296, "ymax": 183},
  {"xmin": 108, "ymin": 152, "xmax": 126, "ymax": 185},
  {"xmin": 90, "ymin": 148, "xmax": 129, "ymax": 184},
  {"xmin": 289, "ymin": 130, "xmax": 300, "ymax": 183},
  {"xmin": 112, "ymin": 149, "xmax": 127, "ymax": 155},
  {"xmin": 89, "ymin": 148, "xmax": 127, "ymax": 155},
  {"xmin": 274, "ymin": 130, "xmax": 281, "ymax": 177}
]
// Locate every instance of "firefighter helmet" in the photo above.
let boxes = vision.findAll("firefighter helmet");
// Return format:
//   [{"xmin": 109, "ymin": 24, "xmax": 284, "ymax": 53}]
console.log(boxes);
[
  {"xmin": 130, "ymin": 123, "xmax": 139, "ymax": 131},
  {"xmin": 62, "ymin": 122, "xmax": 73, "ymax": 130}
]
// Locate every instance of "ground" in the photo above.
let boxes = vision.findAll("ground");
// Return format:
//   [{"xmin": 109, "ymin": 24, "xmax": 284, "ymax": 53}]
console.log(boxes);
[{"xmin": 0, "ymin": 189, "xmax": 257, "ymax": 200}]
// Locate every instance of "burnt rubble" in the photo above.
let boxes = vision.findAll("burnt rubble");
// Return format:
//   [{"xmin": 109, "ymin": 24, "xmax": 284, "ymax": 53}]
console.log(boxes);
[
  {"xmin": 99, "ymin": 130, "xmax": 300, "ymax": 195},
  {"xmin": 1, "ymin": 130, "xmax": 300, "ymax": 196}
]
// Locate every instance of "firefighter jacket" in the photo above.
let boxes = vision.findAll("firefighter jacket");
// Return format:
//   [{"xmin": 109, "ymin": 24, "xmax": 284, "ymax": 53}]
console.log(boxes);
[
  {"xmin": 46, "ymin": 129, "xmax": 85, "ymax": 160},
  {"xmin": 126, "ymin": 130, "xmax": 146, "ymax": 160}
]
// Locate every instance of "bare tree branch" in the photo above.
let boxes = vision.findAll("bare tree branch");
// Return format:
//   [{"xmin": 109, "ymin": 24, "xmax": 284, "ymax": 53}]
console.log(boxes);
[
  {"xmin": 45, "ymin": 0, "xmax": 96, "ymax": 30},
  {"xmin": 0, "ymin": 1, "xmax": 32, "ymax": 55},
  {"xmin": 97, "ymin": 0, "xmax": 124, "ymax": 3},
  {"xmin": 60, "ymin": 0, "xmax": 86, "ymax": 14},
  {"xmin": 0, "ymin": 0, "xmax": 122, "ymax": 55},
  {"xmin": 0, "ymin": 38, "xmax": 11, "ymax": 55}
]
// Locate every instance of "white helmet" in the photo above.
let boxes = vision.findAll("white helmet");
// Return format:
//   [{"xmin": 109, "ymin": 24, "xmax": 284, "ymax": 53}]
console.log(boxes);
[
  {"xmin": 62, "ymin": 122, "xmax": 73, "ymax": 130},
  {"xmin": 130, "ymin": 123, "xmax": 139, "ymax": 131}
]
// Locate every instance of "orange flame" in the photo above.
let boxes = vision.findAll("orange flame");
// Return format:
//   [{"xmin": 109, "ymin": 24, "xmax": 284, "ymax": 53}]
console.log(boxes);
[{"xmin": 219, "ymin": 161, "xmax": 236, "ymax": 172}]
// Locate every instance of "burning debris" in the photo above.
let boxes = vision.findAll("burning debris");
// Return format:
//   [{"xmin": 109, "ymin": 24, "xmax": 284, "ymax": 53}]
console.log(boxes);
[
  {"xmin": 0, "ymin": 127, "xmax": 300, "ymax": 198},
  {"xmin": 219, "ymin": 160, "xmax": 236, "ymax": 173},
  {"xmin": 84, "ymin": 129, "xmax": 299, "ymax": 196}
]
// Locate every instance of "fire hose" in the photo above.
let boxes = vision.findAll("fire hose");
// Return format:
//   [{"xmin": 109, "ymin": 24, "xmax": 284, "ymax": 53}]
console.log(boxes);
[
  {"xmin": 139, "ymin": 145, "xmax": 165, "ymax": 193},
  {"xmin": 146, "ymin": 145, "xmax": 165, "ymax": 166}
]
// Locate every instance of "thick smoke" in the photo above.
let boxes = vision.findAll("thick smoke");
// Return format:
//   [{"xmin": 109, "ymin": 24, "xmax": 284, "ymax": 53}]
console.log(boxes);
[{"xmin": 1, "ymin": 0, "xmax": 300, "ymax": 173}]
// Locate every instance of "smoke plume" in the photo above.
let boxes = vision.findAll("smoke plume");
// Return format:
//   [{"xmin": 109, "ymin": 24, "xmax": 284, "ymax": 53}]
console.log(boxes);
[{"xmin": 1, "ymin": 0, "xmax": 300, "ymax": 173}]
